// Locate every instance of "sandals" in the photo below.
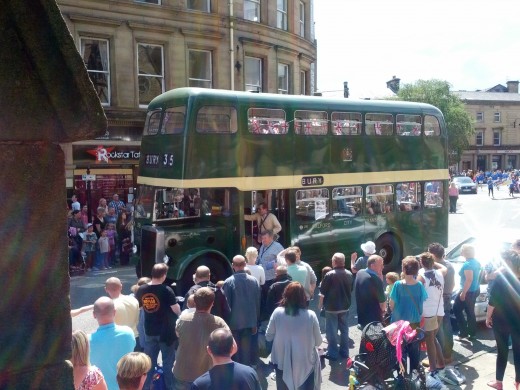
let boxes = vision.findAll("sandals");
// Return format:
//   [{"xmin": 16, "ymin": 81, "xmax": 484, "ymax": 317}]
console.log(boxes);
[{"xmin": 487, "ymin": 380, "xmax": 503, "ymax": 390}]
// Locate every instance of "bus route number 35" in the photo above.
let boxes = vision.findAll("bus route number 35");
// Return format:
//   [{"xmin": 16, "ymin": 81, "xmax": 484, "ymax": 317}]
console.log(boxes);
[{"xmin": 163, "ymin": 153, "xmax": 174, "ymax": 167}]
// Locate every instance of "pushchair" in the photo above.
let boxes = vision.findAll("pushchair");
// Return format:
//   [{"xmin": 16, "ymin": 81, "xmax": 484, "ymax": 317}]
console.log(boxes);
[{"xmin": 348, "ymin": 321, "xmax": 426, "ymax": 390}]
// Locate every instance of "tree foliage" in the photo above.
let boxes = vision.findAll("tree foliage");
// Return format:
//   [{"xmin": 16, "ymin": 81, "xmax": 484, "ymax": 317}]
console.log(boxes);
[{"xmin": 395, "ymin": 79, "xmax": 474, "ymax": 165}]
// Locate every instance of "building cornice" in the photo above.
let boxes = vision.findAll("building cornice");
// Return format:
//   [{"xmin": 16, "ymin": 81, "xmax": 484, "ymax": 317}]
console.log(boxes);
[
  {"xmin": 67, "ymin": 13, "xmax": 123, "ymax": 27},
  {"xmin": 127, "ymin": 20, "xmax": 177, "ymax": 34}
]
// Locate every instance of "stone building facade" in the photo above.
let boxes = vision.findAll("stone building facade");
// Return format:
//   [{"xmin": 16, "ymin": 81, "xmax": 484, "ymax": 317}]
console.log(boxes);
[
  {"xmin": 56, "ymin": 0, "xmax": 317, "ymax": 209},
  {"xmin": 456, "ymin": 81, "xmax": 520, "ymax": 173}
]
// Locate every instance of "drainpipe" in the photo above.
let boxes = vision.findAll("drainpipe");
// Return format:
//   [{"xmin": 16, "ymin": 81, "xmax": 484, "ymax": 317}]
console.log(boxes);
[{"xmin": 229, "ymin": 0, "xmax": 235, "ymax": 90}]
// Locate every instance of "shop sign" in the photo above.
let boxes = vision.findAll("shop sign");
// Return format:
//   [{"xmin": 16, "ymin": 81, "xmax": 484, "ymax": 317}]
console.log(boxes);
[{"xmin": 81, "ymin": 145, "xmax": 141, "ymax": 164}]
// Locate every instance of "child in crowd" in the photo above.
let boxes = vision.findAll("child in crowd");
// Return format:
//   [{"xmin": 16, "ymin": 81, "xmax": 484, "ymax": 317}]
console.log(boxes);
[
  {"xmin": 106, "ymin": 223, "xmax": 117, "ymax": 267},
  {"xmin": 83, "ymin": 223, "xmax": 97, "ymax": 271},
  {"xmin": 177, "ymin": 294, "xmax": 196, "ymax": 326},
  {"xmin": 98, "ymin": 229, "xmax": 111, "ymax": 269},
  {"xmin": 385, "ymin": 272, "xmax": 400, "ymax": 297}
]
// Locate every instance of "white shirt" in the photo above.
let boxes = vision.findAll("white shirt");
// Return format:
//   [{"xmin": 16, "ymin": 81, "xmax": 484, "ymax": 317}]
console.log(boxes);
[
  {"xmin": 247, "ymin": 264, "xmax": 266, "ymax": 285},
  {"xmin": 113, "ymin": 294, "xmax": 140, "ymax": 336},
  {"xmin": 419, "ymin": 268, "xmax": 445, "ymax": 317}
]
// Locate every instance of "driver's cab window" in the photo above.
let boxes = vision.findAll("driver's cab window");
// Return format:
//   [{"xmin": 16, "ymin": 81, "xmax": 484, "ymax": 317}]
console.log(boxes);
[
  {"xmin": 135, "ymin": 186, "xmax": 155, "ymax": 218},
  {"xmin": 332, "ymin": 186, "xmax": 362, "ymax": 217},
  {"xmin": 199, "ymin": 188, "xmax": 231, "ymax": 217},
  {"xmin": 295, "ymin": 188, "xmax": 329, "ymax": 221},
  {"xmin": 154, "ymin": 188, "xmax": 202, "ymax": 221},
  {"xmin": 365, "ymin": 184, "xmax": 393, "ymax": 215}
]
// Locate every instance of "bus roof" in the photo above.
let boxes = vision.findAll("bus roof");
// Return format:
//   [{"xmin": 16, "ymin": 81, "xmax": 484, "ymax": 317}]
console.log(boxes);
[{"xmin": 148, "ymin": 87, "xmax": 443, "ymax": 115}]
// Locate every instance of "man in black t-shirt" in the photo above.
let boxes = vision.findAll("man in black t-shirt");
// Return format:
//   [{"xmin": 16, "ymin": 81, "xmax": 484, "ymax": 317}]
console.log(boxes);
[
  {"xmin": 191, "ymin": 328, "xmax": 261, "ymax": 390},
  {"xmin": 354, "ymin": 255, "xmax": 386, "ymax": 328},
  {"xmin": 135, "ymin": 263, "xmax": 181, "ymax": 390}
]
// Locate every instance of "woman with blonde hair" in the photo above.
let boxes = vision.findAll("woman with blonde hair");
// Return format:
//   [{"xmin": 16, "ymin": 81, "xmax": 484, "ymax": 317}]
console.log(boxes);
[
  {"xmin": 116, "ymin": 352, "xmax": 152, "ymax": 390},
  {"xmin": 245, "ymin": 246, "xmax": 265, "ymax": 286},
  {"xmin": 71, "ymin": 330, "xmax": 107, "ymax": 390}
]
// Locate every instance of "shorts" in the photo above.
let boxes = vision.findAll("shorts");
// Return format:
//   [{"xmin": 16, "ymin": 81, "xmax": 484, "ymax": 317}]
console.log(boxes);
[{"xmin": 422, "ymin": 316, "xmax": 440, "ymax": 332}]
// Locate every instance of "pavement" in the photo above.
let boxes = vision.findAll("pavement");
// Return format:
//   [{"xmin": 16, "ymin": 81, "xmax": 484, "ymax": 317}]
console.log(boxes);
[
  {"xmin": 257, "ymin": 342, "xmax": 517, "ymax": 389},
  {"xmin": 444, "ymin": 346, "xmax": 518, "ymax": 390}
]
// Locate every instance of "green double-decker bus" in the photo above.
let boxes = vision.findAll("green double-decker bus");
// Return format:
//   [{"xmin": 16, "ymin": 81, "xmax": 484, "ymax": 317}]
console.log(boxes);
[{"xmin": 134, "ymin": 87, "xmax": 449, "ymax": 294}]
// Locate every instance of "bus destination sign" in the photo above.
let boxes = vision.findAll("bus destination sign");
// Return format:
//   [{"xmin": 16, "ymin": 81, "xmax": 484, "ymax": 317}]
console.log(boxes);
[
  {"xmin": 301, "ymin": 176, "xmax": 324, "ymax": 186},
  {"xmin": 145, "ymin": 154, "xmax": 160, "ymax": 167}
]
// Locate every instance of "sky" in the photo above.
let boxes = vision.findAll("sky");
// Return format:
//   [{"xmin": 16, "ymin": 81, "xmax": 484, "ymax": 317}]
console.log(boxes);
[{"xmin": 314, "ymin": 0, "xmax": 520, "ymax": 99}]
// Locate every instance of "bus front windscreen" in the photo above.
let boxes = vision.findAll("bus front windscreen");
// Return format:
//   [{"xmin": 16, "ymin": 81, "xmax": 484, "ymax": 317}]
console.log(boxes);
[{"xmin": 136, "ymin": 186, "xmax": 232, "ymax": 222}]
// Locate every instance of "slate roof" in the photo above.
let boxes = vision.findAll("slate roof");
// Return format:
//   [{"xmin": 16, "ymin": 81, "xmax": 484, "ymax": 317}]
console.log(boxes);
[{"xmin": 454, "ymin": 91, "xmax": 520, "ymax": 102}]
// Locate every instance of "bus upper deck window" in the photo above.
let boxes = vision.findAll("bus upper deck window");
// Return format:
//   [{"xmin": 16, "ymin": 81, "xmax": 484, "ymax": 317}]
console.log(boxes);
[
  {"xmin": 397, "ymin": 114, "xmax": 422, "ymax": 136},
  {"xmin": 424, "ymin": 115, "xmax": 441, "ymax": 136},
  {"xmin": 144, "ymin": 110, "xmax": 162, "ymax": 136},
  {"xmin": 196, "ymin": 106, "xmax": 237, "ymax": 133},
  {"xmin": 247, "ymin": 108, "xmax": 287, "ymax": 134},
  {"xmin": 163, "ymin": 107, "xmax": 186, "ymax": 134},
  {"xmin": 331, "ymin": 112, "xmax": 361, "ymax": 135},
  {"xmin": 365, "ymin": 113, "xmax": 393, "ymax": 136},
  {"xmin": 294, "ymin": 110, "xmax": 328, "ymax": 135}
]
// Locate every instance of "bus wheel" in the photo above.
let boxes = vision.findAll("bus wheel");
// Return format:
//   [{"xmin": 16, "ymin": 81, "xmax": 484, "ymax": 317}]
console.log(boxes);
[
  {"xmin": 175, "ymin": 257, "xmax": 231, "ymax": 297},
  {"xmin": 376, "ymin": 234, "xmax": 401, "ymax": 271}
]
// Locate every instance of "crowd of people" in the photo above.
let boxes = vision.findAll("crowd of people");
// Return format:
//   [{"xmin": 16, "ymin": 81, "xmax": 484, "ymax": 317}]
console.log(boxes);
[
  {"xmin": 68, "ymin": 194, "xmax": 134, "ymax": 273},
  {"xmin": 68, "ymin": 194, "xmax": 520, "ymax": 390}
]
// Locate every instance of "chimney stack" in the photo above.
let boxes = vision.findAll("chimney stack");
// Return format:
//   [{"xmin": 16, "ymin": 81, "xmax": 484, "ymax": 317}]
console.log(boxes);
[{"xmin": 507, "ymin": 80, "xmax": 519, "ymax": 93}]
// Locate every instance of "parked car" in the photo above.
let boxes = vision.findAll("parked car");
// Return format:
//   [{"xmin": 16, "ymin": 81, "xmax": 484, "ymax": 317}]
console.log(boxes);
[
  {"xmin": 452, "ymin": 176, "xmax": 477, "ymax": 194},
  {"xmin": 445, "ymin": 229, "xmax": 520, "ymax": 323}
]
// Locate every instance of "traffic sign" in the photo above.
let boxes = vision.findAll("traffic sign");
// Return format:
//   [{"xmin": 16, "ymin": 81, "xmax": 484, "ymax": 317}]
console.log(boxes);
[{"xmin": 82, "ymin": 174, "xmax": 96, "ymax": 181}]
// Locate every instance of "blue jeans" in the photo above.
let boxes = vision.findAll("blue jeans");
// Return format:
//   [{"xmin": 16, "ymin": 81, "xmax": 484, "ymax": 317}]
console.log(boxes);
[
  {"xmin": 325, "ymin": 310, "xmax": 349, "ymax": 359},
  {"xmin": 453, "ymin": 290, "xmax": 478, "ymax": 337},
  {"xmin": 436, "ymin": 295, "xmax": 454, "ymax": 361},
  {"xmin": 144, "ymin": 335, "xmax": 176, "ymax": 390},
  {"xmin": 231, "ymin": 328, "xmax": 254, "ymax": 366}
]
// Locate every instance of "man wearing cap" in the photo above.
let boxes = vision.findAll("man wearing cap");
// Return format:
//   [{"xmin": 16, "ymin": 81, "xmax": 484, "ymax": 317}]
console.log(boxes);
[{"xmin": 350, "ymin": 240, "xmax": 377, "ymax": 274}]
